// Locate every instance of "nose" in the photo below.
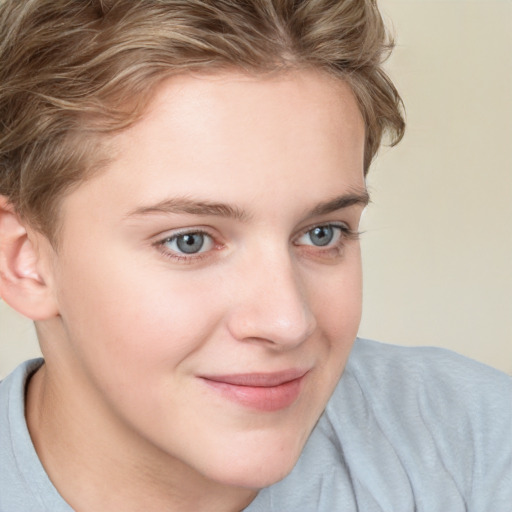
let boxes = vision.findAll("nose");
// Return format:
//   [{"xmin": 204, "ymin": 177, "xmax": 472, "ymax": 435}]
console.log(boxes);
[{"xmin": 226, "ymin": 250, "xmax": 317, "ymax": 349}]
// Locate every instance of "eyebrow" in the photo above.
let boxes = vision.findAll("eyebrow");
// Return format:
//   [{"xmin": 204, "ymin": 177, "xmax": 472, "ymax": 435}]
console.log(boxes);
[
  {"xmin": 309, "ymin": 190, "xmax": 370, "ymax": 216},
  {"xmin": 127, "ymin": 198, "xmax": 250, "ymax": 221},
  {"xmin": 126, "ymin": 189, "xmax": 370, "ymax": 221}
]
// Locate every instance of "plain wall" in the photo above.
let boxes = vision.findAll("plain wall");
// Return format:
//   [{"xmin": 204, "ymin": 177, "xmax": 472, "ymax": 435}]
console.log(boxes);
[
  {"xmin": 1, "ymin": 0, "xmax": 511, "ymax": 378},
  {"xmin": 358, "ymin": 0, "xmax": 512, "ymax": 373}
]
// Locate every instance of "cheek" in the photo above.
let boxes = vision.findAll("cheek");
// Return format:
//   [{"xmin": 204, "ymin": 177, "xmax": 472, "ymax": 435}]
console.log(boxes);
[
  {"xmin": 54, "ymin": 247, "xmax": 225, "ymax": 383},
  {"xmin": 305, "ymin": 249, "xmax": 363, "ymax": 392},
  {"xmin": 310, "ymin": 251, "xmax": 363, "ymax": 335}
]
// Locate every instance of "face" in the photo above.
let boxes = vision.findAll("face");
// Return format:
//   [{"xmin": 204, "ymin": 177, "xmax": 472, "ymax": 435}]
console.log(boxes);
[{"xmin": 42, "ymin": 70, "xmax": 366, "ymax": 489}]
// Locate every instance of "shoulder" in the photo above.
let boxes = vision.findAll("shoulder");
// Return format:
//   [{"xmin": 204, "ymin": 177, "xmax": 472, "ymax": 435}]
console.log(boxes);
[
  {"xmin": 0, "ymin": 358, "xmax": 44, "ymax": 413},
  {"xmin": 324, "ymin": 338, "xmax": 512, "ymax": 510},
  {"xmin": 0, "ymin": 359, "xmax": 66, "ymax": 512},
  {"xmin": 344, "ymin": 337, "xmax": 511, "ymax": 395},
  {"xmin": 338, "ymin": 338, "xmax": 511, "ymax": 418},
  {"xmin": 0, "ymin": 358, "xmax": 44, "ymax": 405},
  {"xmin": 332, "ymin": 338, "xmax": 512, "ymax": 446}
]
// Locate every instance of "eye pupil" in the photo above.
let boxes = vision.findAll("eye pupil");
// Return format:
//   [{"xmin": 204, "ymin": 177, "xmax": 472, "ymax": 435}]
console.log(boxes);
[
  {"xmin": 176, "ymin": 233, "xmax": 204, "ymax": 254},
  {"xmin": 310, "ymin": 226, "xmax": 334, "ymax": 246}
]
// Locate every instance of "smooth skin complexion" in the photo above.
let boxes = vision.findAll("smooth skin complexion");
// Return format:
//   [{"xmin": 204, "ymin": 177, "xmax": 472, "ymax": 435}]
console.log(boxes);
[{"xmin": 5, "ymin": 69, "xmax": 367, "ymax": 511}]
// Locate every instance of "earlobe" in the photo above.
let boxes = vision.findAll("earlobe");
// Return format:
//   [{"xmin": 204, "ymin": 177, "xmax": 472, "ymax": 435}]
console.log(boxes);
[{"xmin": 0, "ymin": 196, "xmax": 59, "ymax": 320}]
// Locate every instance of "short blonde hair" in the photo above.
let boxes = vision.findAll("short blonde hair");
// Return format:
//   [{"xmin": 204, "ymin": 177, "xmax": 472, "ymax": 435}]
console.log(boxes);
[{"xmin": 0, "ymin": 0, "xmax": 404, "ymax": 241}]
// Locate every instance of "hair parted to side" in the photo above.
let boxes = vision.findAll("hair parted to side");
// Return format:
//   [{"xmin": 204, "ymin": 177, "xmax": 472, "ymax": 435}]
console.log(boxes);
[{"xmin": 0, "ymin": 0, "xmax": 405, "ymax": 241}]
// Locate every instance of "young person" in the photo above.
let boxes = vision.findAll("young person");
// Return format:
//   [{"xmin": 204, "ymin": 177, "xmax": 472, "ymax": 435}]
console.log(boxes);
[{"xmin": 0, "ymin": 1, "xmax": 510, "ymax": 511}]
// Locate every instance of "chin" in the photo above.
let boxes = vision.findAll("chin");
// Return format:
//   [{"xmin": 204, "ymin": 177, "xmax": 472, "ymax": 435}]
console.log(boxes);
[
  {"xmin": 217, "ymin": 459, "xmax": 298, "ymax": 490},
  {"xmin": 201, "ymin": 433, "xmax": 306, "ymax": 490}
]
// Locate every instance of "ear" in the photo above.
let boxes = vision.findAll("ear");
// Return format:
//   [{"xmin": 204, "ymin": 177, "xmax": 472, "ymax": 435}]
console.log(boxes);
[{"xmin": 0, "ymin": 196, "xmax": 59, "ymax": 320}]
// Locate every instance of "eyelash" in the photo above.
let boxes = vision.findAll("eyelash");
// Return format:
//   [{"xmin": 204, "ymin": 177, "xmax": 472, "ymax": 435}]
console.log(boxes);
[
  {"xmin": 155, "ymin": 229, "xmax": 217, "ymax": 264},
  {"xmin": 294, "ymin": 223, "xmax": 360, "ymax": 258},
  {"xmin": 154, "ymin": 224, "xmax": 360, "ymax": 264}
]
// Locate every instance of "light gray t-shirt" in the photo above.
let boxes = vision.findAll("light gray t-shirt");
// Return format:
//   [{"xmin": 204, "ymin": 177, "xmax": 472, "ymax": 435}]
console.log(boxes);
[{"xmin": 1, "ymin": 339, "xmax": 511, "ymax": 511}]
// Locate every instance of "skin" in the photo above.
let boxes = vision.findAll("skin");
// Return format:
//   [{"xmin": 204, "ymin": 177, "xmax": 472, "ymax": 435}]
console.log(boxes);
[{"xmin": 16, "ymin": 69, "xmax": 367, "ymax": 511}]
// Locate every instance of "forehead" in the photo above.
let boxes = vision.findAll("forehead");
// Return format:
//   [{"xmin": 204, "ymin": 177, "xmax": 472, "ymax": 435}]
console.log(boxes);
[
  {"xmin": 59, "ymin": 69, "xmax": 366, "ymax": 231},
  {"xmin": 141, "ymin": 69, "xmax": 365, "ymax": 148}
]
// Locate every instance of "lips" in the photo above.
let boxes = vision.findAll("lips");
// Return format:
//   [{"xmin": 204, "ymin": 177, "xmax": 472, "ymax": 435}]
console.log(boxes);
[{"xmin": 200, "ymin": 369, "xmax": 308, "ymax": 412}]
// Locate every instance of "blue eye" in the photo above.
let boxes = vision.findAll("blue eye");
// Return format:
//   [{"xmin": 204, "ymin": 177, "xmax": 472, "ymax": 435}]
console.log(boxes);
[
  {"xmin": 162, "ymin": 232, "xmax": 214, "ymax": 255},
  {"xmin": 296, "ymin": 225, "xmax": 344, "ymax": 247},
  {"xmin": 309, "ymin": 226, "xmax": 335, "ymax": 246}
]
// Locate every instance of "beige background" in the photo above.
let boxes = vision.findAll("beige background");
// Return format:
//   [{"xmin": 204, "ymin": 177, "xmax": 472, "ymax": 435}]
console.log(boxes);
[
  {"xmin": 1, "ymin": 0, "xmax": 511, "ymax": 378},
  {"xmin": 358, "ymin": 0, "xmax": 512, "ymax": 373}
]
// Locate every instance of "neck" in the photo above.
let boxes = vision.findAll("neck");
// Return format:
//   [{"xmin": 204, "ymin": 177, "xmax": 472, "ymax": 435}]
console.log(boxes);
[{"xmin": 25, "ymin": 363, "xmax": 258, "ymax": 512}]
